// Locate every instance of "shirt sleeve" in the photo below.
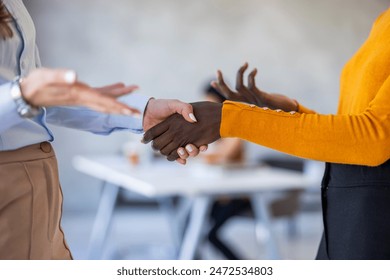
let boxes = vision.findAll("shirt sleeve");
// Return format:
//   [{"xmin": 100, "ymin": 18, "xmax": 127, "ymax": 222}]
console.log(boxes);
[
  {"xmin": 220, "ymin": 76, "xmax": 390, "ymax": 167},
  {"xmin": 45, "ymin": 93, "xmax": 150, "ymax": 134},
  {"xmin": 0, "ymin": 81, "xmax": 25, "ymax": 133}
]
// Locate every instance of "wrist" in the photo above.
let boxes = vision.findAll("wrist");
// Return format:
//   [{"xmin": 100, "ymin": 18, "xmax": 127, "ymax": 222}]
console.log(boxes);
[
  {"xmin": 142, "ymin": 97, "xmax": 155, "ymax": 131},
  {"xmin": 292, "ymin": 99, "xmax": 299, "ymax": 112},
  {"xmin": 10, "ymin": 77, "xmax": 41, "ymax": 118}
]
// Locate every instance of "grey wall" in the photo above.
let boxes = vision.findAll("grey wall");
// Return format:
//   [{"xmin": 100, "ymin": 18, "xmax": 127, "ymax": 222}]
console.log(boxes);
[{"xmin": 25, "ymin": 0, "xmax": 389, "ymax": 211}]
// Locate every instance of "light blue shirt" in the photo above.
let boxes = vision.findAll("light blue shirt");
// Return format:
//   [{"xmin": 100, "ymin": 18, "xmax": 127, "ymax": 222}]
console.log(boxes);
[{"xmin": 0, "ymin": 0, "xmax": 149, "ymax": 151}]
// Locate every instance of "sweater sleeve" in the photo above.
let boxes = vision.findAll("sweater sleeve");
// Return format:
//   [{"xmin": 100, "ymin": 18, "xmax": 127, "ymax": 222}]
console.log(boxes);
[{"xmin": 220, "ymin": 76, "xmax": 390, "ymax": 167}]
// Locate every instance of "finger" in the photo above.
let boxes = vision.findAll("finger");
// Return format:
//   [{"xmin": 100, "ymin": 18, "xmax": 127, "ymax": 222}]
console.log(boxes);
[
  {"xmin": 185, "ymin": 144, "xmax": 200, "ymax": 157},
  {"xmin": 211, "ymin": 81, "xmax": 227, "ymax": 98},
  {"xmin": 176, "ymin": 158, "xmax": 187, "ymax": 165},
  {"xmin": 177, "ymin": 147, "xmax": 190, "ymax": 159},
  {"xmin": 235, "ymin": 62, "xmax": 249, "ymax": 91},
  {"xmin": 41, "ymin": 84, "xmax": 140, "ymax": 116},
  {"xmin": 168, "ymin": 100, "xmax": 197, "ymax": 123},
  {"xmin": 107, "ymin": 85, "xmax": 139, "ymax": 97},
  {"xmin": 95, "ymin": 82, "xmax": 125, "ymax": 93},
  {"xmin": 97, "ymin": 84, "xmax": 139, "ymax": 97},
  {"xmin": 247, "ymin": 68, "xmax": 268, "ymax": 105},
  {"xmin": 167, "ymin": 149, "xmax": 180, "ymax": 161},
  {"xmin": 248, "ymin": 68, "xmax": 258, "ymax": 90},
  {"xmin": 199, "ymin": 145, "xmax": 208, "ymax": 152},
  {"xmin": 150, "ymin": 131, "xmax": 173, "ymax": 152},
  {"xmin": 142, "ymin": 120, "xmax": 170, "ymax": 144},
  {"xmin": 160, "ymin": 141, "xmax": 182, "ymax": 157},
  {"xmin": 216, "ymin": 70, "xmax": 235, "ymax": 98},
  {"xmin": 73, "ymin": 86, "xmax": 141, "ymax": 116}
]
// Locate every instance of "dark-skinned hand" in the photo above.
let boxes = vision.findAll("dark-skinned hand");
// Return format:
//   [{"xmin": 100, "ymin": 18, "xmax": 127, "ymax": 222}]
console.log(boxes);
[
  {"xmin": 142, "ymin": 101, "xmax": 222, "ymax": 161},
  {"xmin": 211, "ymin": 62, "xmax": 298, "ymax": 112}
]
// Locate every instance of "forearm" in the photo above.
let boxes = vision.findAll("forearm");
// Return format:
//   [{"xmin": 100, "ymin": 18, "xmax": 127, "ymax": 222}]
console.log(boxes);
[
  {"xmin": 46, "ymin": 93, "xmax": 150, "ymax": 134},
  {"xmin": 220, "ymin": 101, "xmax": 390, "ymax": 166}
]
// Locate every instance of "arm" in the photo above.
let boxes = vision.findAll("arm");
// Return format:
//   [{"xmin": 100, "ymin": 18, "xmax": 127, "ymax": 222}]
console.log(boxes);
[
  {"xmin": 221, "ymin": 102, "xmax": 389, "ymax": 167},
  {"xmin": 144, "ymin": 75, "xmax": 390, "ymax": 166},
  {"xmin": 45, "ymin": 93, "xmax": 149, "ymax": 135},
  {"xmin": 46, "ymin": 96, "xmax": 199, "ymax": 137},
  {"xmin": 1, "ymin": 68, "xmax": 142, "ymax": 134}
]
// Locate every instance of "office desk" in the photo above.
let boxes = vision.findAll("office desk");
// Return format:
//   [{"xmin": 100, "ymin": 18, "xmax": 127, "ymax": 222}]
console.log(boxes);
[{"xmin": 73, "ymin": 155, "xmax": 316, "ymax": 259}]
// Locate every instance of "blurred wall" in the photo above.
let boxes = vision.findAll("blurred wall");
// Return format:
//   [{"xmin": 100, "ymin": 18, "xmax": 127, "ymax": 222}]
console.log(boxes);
[{"xmin": 25, "ymin": 0, "xmax": 389, "ymax": 211}]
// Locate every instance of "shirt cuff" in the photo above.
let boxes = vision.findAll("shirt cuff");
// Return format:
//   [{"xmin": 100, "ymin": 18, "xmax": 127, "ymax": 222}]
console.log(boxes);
[{"xmin": 107, "ymin": 93, "xmax": 151, "ymax": 133}]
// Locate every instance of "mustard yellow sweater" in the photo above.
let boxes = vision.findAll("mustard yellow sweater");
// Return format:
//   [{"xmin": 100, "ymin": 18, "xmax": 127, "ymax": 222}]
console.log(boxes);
[{"xmin": 220, "ymin": 8, "xmax": 390, "ymax": 167}]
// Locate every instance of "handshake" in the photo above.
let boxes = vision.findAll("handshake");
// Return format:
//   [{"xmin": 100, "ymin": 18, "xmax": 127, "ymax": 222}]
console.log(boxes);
[{"xmin": 142, "ymin": 63, "xmax": 298, "ymax": 164}]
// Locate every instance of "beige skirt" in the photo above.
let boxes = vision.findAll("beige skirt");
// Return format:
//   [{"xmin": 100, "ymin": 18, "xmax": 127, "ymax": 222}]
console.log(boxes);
[{"xmin": 0, "ymin": 142, "xmax": 72, "ymax": 260}]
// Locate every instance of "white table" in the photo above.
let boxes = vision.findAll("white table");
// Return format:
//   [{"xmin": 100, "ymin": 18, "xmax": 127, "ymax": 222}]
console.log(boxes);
[{"xmin": 73, "ymin": 155, "xmax": 316, "ymax": 260}]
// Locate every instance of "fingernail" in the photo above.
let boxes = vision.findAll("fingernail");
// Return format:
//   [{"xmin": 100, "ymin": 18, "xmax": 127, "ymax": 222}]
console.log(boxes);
[
  {"xmin": 186, "ymin": 145, "xmax": 193, "ymax": 153},
  {"xmin": 178, "ymin": 149, "xmax": 185, "ymax": 156},
  {"xmin": 122, "ymin": 109, "xmax": 133, "ymax": 115},
  {"xmin": 200, "ymin": 146, "xmax": 208, "ymax": 152},
  {"xmin": 189, "ymin": 113, "xmax": 197, "ymax": 122},
  {"xmin": 64, "ymin": 70, "xmax": 76, "ymax": 84}
]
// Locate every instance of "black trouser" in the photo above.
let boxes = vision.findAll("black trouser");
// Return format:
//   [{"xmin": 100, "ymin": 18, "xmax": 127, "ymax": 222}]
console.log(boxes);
[{"xmin": 316, "ymin": 160, "xmax": 390, "ymax": 259}]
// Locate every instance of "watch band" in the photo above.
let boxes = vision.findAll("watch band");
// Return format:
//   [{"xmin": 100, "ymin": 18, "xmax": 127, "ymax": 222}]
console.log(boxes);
[{"xmin": 10, "ymin": 76, "xmax": 41, "ymax": 118}]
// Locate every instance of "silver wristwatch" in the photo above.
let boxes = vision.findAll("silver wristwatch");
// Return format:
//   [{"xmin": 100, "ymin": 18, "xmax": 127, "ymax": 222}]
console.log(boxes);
[{"xmin": 10, "ymin": 76, "xmax": 41, "ymax": 118}]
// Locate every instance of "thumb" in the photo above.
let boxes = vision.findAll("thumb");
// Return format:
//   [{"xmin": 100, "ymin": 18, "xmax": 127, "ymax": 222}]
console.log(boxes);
[{"xmin": 169, "ymin": 100, "xmax": 197, "ymax": 123}]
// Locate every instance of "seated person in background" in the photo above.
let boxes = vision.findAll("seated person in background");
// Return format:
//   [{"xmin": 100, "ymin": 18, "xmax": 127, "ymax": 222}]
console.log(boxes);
[{"xmin": 202, "ymin": 82, "xmax": 252, "ymax": 260}]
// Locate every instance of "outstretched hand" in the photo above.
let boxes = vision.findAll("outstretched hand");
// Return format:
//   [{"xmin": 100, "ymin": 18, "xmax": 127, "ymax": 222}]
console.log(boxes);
[
  {"xmin": 21, "ymin": 68, "xmax": 140, "ymax": 116},
  {"xmin": 142, "ymin": 101, "xmax": 222, "ymax": 162},
  {"xmin": 211, "ymin": 62, "xmax": 298, "ymax": 112}
]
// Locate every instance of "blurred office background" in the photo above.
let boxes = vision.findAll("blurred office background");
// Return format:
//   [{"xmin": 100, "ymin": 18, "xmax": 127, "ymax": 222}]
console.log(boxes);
[{"xmin": 25, "ymin": 0, "xmax": 388, "ymax": 259}]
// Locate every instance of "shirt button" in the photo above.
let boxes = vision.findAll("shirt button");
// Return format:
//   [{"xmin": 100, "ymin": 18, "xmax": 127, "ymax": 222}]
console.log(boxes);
[
  {"xmin": 289, "ymin": 111, "xmax": 297, "ymax": 115},
  {"xmin": 275, "ymin": 109, "xmax": 282, "ymax": 112},
  {"xmin": 40, "ymin": 142, "xmax": 52, "ymax": 153},
  {"xmin": 262, "ymin": 107, "xmax": 269, "ymax": 110},
  {"xmin": 249, "ymin": 104, "xmax": 256, "ymax": 108}
]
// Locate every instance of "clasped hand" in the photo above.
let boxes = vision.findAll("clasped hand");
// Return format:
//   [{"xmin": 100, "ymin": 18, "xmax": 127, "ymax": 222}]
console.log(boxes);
[{"xmin": 143, "ymin": 63, "xmax": 298, "ymax": 163}]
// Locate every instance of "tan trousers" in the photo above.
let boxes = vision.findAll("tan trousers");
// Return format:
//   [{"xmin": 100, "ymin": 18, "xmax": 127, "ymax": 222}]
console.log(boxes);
[{"xmin": 0, "ymin": 142, "xmax": 72, "ymax": 260}]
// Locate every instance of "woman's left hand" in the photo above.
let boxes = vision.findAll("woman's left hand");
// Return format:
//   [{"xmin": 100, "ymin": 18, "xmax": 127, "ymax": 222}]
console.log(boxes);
[{"xmin": 211, "ymin": 63, "xmax": 298, "ymax": 112}]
